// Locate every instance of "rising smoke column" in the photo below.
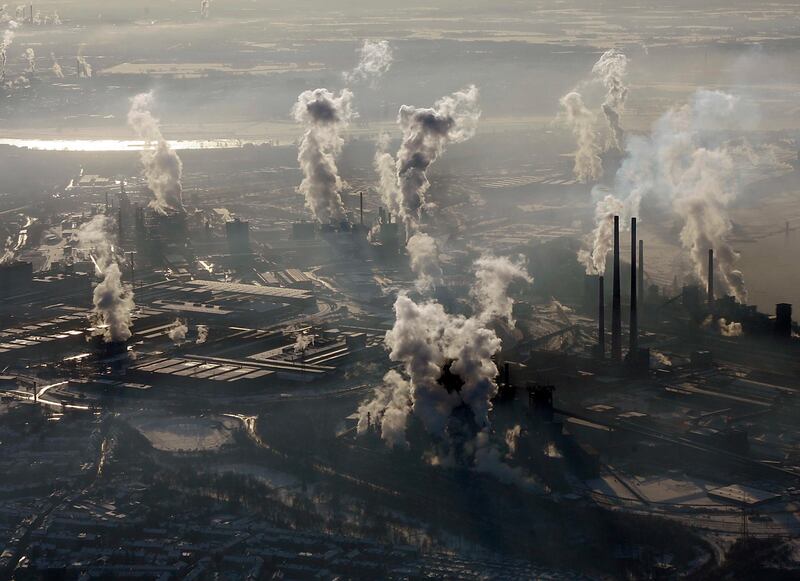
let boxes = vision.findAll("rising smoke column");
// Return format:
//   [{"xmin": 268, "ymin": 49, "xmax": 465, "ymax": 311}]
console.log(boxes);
[
  {"xmin": 373, "ymin": 132, "xmax": 400, "ymax": 217},
  {"xmin": 471, "ymin": 254, "xmax": 532, "ymax": 325},
  {"xmin": 406, "ymin": 232, "xmax": 442, "ymax": 294},
  {"xmin": 592, "ymin": 49, "xmax": 629, "ymax": 151},
  {"xmin": 395, "ymin": 85, "xmax": 481, "ymax": 237},
  {"xmin": 291, "ymin": 88, "xmax": 354, "ymax": 224},
  {"xmin": 344, "ymin": 39, "xmax": 393, "ymax": 86},
  {"xmin": 356, "ymin": 369, "xmax": 412, "ymax": 448},
  {"xmin": 559, "ymin": 91, "xmax": 602, "ymax": 183},
  {"xmin": 23, "ymin": 46, "xmax": 33, "ymax": 72},
  {"xmin": 77, "ymin": 216, "xmax": 135, "ymax": 343},
  {"xmin": 168, "ymin": 318, "xmax": 188, "ymax": 343},
  {"xmin": 200, "ymin": 0, "xmax": 211, "ymax": 18},
  {"xmin": 50, "ymin": 52, "xmax": 63, "ymax": 78},
  {"xmin": 607, "ymin": 89, "xmax": 749, "ymax": 300},
  {"xmin": 196, "ymin": 325, "xmax": 209, "ymax": 344},
  {"xmin": 577, "ymin": 193, "xmax": 624, "ymax": 274},
  {"xmin": 1, "ymin": 20, "xmax": 18, "ymax": 81},
  {"xmin": 128, "ymin": 92, "xmax": 185, "ymax": 214}
]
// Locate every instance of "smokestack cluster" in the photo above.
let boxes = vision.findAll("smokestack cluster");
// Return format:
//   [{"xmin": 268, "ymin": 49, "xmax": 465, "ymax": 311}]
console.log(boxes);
[
  {"xmin": 128, "ymin": 92, "xmax": 185, "ymax": 214},
  {"xmin": 77, "ymin": 216, "xmax": 135, "ymax": 344},
  {"xmin": 291, "ymin": 88, "xmax": 354, "ymax": 224},
  {"xmin": 344, "ymin": 39, "xmax": 393, "ymax": 86},
  {"xmin": 611, "ymin": 215, "xmax": 622, "ymax": 361}
]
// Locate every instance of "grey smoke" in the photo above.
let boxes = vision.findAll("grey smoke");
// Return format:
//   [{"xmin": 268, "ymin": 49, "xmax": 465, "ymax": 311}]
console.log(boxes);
[
  {"xmin": 395, "ymin": 85, "xmax": 481, "ymax": 237},
  {"xmin": 559, "ymin": 91, "xmax": 602, "ymax": 183},
  {"xmin": 128, "ymin": 92, "xmax": 185, "ymax": 214},
  {"xmin": 344, "ymin": 39, "xmax": 393, "ymax": 86},
  {"xmin": 78, "ymin": 216, "xmax": 135, "ymax": 344},
  {"xmin": 592, "ymin": 49, "xmax": 629, "ymax": 150},
  {"xmin": 471, "ymin": 254, "xmax": 531, "ymax": 325},
  {"xmin": 168, "ymin": 318, "xmax": 189, "ymax": 344},
  {"xmin": 50, "ymin": 52, "xmax": 63, "ymax": 78},
  {"xmin": 577, "ymin": 193, "xmax": 624, "ymax": 275},
  {"xmin": 291, "ymin": 88, "xmax": 355, "ymax": 224},
  {"xmin": 406, "ymin": 232, "xmax": 442, "ymax": 294}
]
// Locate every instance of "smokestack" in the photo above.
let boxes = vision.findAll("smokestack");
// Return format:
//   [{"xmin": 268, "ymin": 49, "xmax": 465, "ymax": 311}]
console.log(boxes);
[
  {"xmin": 638, "ymin": 239, "xmax": 644, "ymax": 310},
  {"xmin": 629, "ymin": 217, "xmax": 638, "ymax": 355},
  {"xmin": 611, "ymin": 215, "xmax": 622, "ymax": 361},
  {"xmin": 118, "ymin": 208, "xmax": 123, "ymax": 243},
  {"xmin": 598, "ymin": 275, "xmax": 605, "ymax": 358},
  {"xmin": 708, "ymin": 248, "xmax": 714, "ymax": 309},
  {"xmin": 503, "ymin": 361, "xmax": 510, "ymax": 388},
  {"xmin": 105, "ymin": 191, "xmax": 109, "ymax": 213},
  {"xmin": 360, "ymin": 191, "xmax": 364, "ymax": 226}
]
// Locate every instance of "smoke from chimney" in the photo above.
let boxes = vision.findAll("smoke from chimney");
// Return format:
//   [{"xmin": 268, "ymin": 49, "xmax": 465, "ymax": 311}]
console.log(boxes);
[
  {"xmin": 578, "ymin": 193, "xmax": 624, "ymax": 274},
  {"xmin": 394, "ymin": 85, "xmax": 480, "ymax": 237},
  {"xmin": 128, "ymin": 92, "xmax": 185, "ymax": 214},
  {"xmin": 1, "ymin": 20, "xmax": 19, "ymax": 81},
  {"xmin": 168, "ymin": 318, "xmax": 188, "ymax": 344},
  {"xmin": 471, "ymin": 254, "xmax": 532, "ymax": 326},
  {"xmin": 291, "ymin": 88, "xmax": 354, "ymax": 224},
  {"xmin": 344, "ymin": 39, "xmax": 393, "ymax": 86},
  {"xmin": 406, "ymin": 232, "xmax": 442, "ymax": 294},
  {"xmin": 558, "ymin": 91, "xmax": 602, "ymax": 183},
  {"xmin": 195, "ymin": 325, "xmax": 209, "ymax": 344},
  {"xmin": 373, "ymin": 132, "xmax": 400, "ymax": 216},
  {"xmin": 592, "ymin": 48, "xmax": 629, "ymax": 151}
]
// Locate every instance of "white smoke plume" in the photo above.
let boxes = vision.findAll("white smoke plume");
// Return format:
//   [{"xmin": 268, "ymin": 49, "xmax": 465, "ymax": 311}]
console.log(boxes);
[
  {"xmin": 50, "ymin": 52, "xmax": 63, "ymax": 78},
  {"xmin": 293, "ymin": 330, "xmax": 315, "ymax": 354},
  {"xmin": 128, "ymin": 92, "xmax": 185, "ymax": 214},
  {"xmin": 471, "ymin": 255, "xmax": 531, "ymax": 325},
  {"xmin": 23, "ymin": 46, "xmax": 33, "ymax": 72},
  {"xmin": 1, "ymin": 235, "xmax": 14, "ymax": 264},
  {"xmin": 610, "ymin": 90, "xmax": 750, "ymax": 300},
  {"xmin": 78, "ymin": 216, "xmax": 134, "ymax": 344},
  {"xmin": 718, "ymin": 318, "xmax": 743, "ymax": 337},
  {"xmin": 395, "ymin": 85, "xmax": 481, "ymax": 237},
  {"xmin": 1, "ymin": 20, "xmax": 18, "ymax": 81},
  {"xmin": 344, "ymin": 39, "xmax": 393, "ymax": 86},
  {"xmin": 291, "ymin": 88, "xmax": 355, "ymax": 224},
  {"xmin": 577, "ymin": 194, "xmax": 624, "ymax": 275},
  {"xmin": 559, "ymin": 91, "xmax": 602, "ymax": 183},
  {"xmin": 200, "ymin": 0, "xmax": 211, "ymax": 18},
  {"xmin": 356, "ymin": 369, "xmax": 412, "ymax": 448},
  {"xmin": 592, "ymin": 49, "xmax": 629, "ymax": 151},
  {"xmin": 168, "ymin": 318, "xmax": 188, "ymax": 344},
  {"xmin": 406, "ymin": 232, "xmax": 442, "ymax": 294},
  {"xmin": 374, "ymin": 132, "xmax": 400, "ymax": 216},
  {"xmin": 196, "ymin": 324, "xmax": 209, "ymax": 344},
  {"xmin": 76, "ymin": 52, "xmax": 92, "ymax": 78}
]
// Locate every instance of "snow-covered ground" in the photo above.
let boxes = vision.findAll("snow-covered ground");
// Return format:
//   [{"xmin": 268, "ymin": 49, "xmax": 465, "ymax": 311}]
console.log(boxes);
[{"xmin": 129, "ymin": 415, "xmax": 238, "ymax": 452}]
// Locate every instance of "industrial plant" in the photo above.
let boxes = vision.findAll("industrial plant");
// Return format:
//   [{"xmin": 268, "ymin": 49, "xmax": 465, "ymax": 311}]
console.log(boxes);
[{"xmin": 1, "ymin": 0, "xmax": 800, "ymax": 579}]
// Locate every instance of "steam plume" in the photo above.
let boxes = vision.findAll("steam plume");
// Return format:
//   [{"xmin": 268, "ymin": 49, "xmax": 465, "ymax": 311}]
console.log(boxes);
[
  {"xmin": 592, "ymin": 49, "xmax": 629, "ymax": 150},
  {"xmin": 168, "ymin": 318, "xmax": 188, "ymax": 344},
  {"xmin": 77, "ymin": 216, "xmax": 135, "ymax": 343},
  {"xmin": 559, "ymin": 91, "xmax": 602, "ymax": 183},
  {"xmin": 196, "ymin": 325, "xmax": 209, "ymax": 344},
  {"xmin": 344, "ymin": 39, "xmax": 393, "ymax": 86},
  {"xmin": 293, "ymin": 330, "xmax": 315, "ymax": 353},
  {"xmin": 406, "ymin": 232, "xmax": 442, "ymax": 293},
  {"xmin": 200, "ymin": 0, "xmax": 211, "ymax": 19},
  {"xmin": 50, "ymin": 53, "xmax": 63, "ymax": 78},
  {"xmin": 356, "ymin": 369, "xmax": 412, "ymax": 448},
  {"xmin": 1, "ymin": 20, "xmax": 18, "ymax": 81},
  {"xmin": 1, "ymin": 235, "xmax": 14, "ymax": 263},
  {"xmin": 291, "ymin": 88, "xmax": 354, "ymax": 224},
  {"xmin": 128, "ymin": 92, "xmax": 185, "ymax": 214},
  {"xmin": 577, "ymin": 194, "xmax": 624, "ymax": 274},
  {"xmin": 395, "ymin": 85, "xmax": 480, "ymax": 236},
  {"xmin": 23, "ymin": 46, "xmax": 33, "ymax": 72},
  {"xmin": 373, "ymin": 132, "xmax": 399, "ymax": 216},
  {"xmin": 471, "ymin": 255, "xmax": 531, "ymax": 325},
  {"xmin": 718, "ymin": 318, "xmax": 743, "ymax": 337}
]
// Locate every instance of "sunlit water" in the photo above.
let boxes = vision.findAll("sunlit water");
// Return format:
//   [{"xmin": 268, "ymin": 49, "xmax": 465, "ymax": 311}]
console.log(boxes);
[{"xmin": 0, "ymin": 138, "xmax": 271, "ymax": 151}]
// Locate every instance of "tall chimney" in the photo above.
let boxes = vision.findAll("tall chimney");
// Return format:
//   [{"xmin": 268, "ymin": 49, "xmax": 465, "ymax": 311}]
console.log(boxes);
[
  {"xmin": 359, "ymin": 191, "xmax": 364, "ymax": 226},
  {"xmin": 707, "ymin": 248, "xmax": 714, "ymax": 309},
  {"xmin": 638, "ymin": 239, "xmax": 644, "ymax": 310},
  {"xmin": 612, "ymin": 215, "xmax": 622, "ymax": 361},
  {"xmin": 598, "ymin": 275, "xmax": 605, "ymax": 358},
  {"xmin": 630, "ymin": 217, "xmax": 638, "ymax": 355}
]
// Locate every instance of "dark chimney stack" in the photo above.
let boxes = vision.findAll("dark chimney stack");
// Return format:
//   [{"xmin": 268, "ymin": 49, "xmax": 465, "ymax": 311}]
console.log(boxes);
[
  {"xmin": 638, "ymin": 239, "xmax": 644, "ymax": 310},
  {"xmin": 598, "ymin": 275, "xmax": 605, "ymax": 358},
  {"xmin": 775, "ymin": 303, "xmax": 792, "ymax": 339},
  {"xmin": 359, "ymin": 191, "xmax": 364, "ymax": 226},
  {"xmin": 708, "ymin": 249, "xmax": 714, "ymax": 309},
  {"xmin": 612, "ymin": 215, "xmax": 622, "ymax": 361},
  {"xmin": 630, "ymin": 218, "xmax": 638, "ymax": 355}
]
